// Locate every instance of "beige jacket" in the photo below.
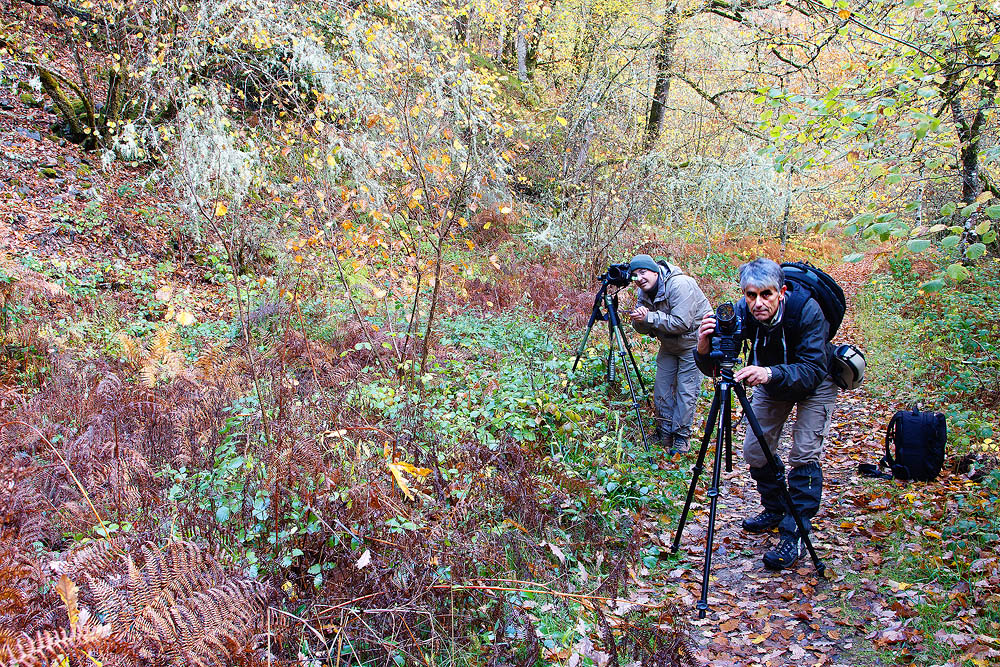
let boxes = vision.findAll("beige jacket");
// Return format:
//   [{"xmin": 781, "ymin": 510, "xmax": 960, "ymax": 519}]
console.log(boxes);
[{"xmin": 632, "ymin": 262, "xmax": 713, "ymax": 355}]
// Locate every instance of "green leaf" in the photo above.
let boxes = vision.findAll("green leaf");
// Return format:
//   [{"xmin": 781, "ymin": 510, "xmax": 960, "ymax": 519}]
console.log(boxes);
[
  {"xmin": 849, "ymin": 211, "xmax": 875, "ymax": 227},
  {"xmin": 975, "ymin": 220, "xmax": 991, "ymax": 236},
  {"xmin": 919, "ymin": 278, "xmax": 945, "ymax": 293},
  {"xmin": 983, "ymin": 231, "xmax": 997, "ymax": 244},
  {"xmin": 906, "ymin": 239, "xmax": 931, "ymax": 253},
  {"xmin": 940, "ymin": 235, "xmax": 961, "ymax": 249},
  {"xmin": 940, "ymin": 202, "xmax": 956, "ymax": 216},
  {"xmin": 986, "ymin": 205, "xmax": 1000, "ymax": 220},
  {"xmin": 843, "ymin": 253, "xmax": 865, "ymax": 262},
  {"xmin": 965, "ymin": 243, "xmax": 986, "ymax": 260},
  {"xmin": 945, "ymin": 263, "xmax": 970, "ymax": 281},
  {"xmin": 216, "ymin": 506, "xmax": 231, "ymax": 523},
  {"xmin": 885, "ymin": 173, "xmax": 902, "ymax": 185},
  {"xmin": 960, "ymin": 203, "xmax": 978, "ymax": 218}
]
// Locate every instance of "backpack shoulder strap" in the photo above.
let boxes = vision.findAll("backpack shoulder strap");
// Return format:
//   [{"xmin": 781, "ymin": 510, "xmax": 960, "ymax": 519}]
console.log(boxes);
[{"xmin": 882, "ymin": 413, "xmax": 901, "ymax": 468}]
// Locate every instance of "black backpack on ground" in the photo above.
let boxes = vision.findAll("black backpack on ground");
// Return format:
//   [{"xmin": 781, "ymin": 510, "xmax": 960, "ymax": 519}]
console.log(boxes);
[
  {"xmin": 859, "ymin": 406, "xmax": 947, "ymax": 481},
  {"xmin": 781, "ymin": 262, "xmax": 846, "ymax": 341}
]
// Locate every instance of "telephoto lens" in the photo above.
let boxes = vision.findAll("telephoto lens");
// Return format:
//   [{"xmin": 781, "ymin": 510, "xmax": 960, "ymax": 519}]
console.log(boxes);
[
  {"xmin": 716, "ymin": 302, "xmax": 737, "ymax": 334},
  {"xmin": 710, "ymin": 302, "xmax": 742, "ymax": 362}
]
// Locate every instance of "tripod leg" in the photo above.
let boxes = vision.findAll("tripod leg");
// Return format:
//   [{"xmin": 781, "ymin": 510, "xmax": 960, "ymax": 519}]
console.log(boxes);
[
  {"xmin": 697, "ymin": 385, "xmax": 730, "ymax": 619},
  {"xmin": 725, "ymin": 404, "xmax": 733, "ymax": 473},
  {"xmin": 570, "ymin": 285, "xmax": 607, "ymax": 377},
  {"xmin": 733, "ymin": 383, "xmax": 826, "ymax": 577},
  {"xmin": 672, "ymin": 389, "xmax": 721, "ymax": 553},
  {"xmin": 570, "ymin": 320, "xmax": 597, "ymax": 376},
  {"xmin": 606, "ymin": 340, "xmax": 616, "ymax": 385},
  {"xmin": 619, "ymin": 328, "xmax": 648, "ymax": 395},
  {"xmin": 611, "ymin": 323, "xmax": 650, "ymax": 450}
]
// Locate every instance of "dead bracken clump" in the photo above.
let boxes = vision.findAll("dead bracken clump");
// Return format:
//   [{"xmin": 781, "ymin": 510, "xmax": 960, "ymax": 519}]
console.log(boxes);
[{"xmin": 0, "ymin": 341, "xmax": 699, "ymax": 666}]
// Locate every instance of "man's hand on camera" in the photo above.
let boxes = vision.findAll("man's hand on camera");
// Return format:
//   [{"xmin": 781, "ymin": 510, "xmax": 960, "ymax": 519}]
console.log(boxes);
[
  {"xmin": 696, "ymin": 314, "xmax": 716, "ymax": 355},
  {"xmin": 629, "ymin": 306, "xmax": 649, "ymax": 322},
  {"xmin": 735, "ymin": 365, "xmax": 770, "ymax": 386}
]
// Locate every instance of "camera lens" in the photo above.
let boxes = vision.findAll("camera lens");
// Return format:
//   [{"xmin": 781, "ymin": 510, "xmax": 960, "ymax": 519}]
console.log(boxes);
[{"xmin": 716, "ymin": 302, "xmax": 737, "ymax": 334}]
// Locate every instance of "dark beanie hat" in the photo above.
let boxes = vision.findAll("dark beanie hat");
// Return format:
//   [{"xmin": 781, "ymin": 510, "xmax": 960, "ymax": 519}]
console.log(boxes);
[{"xmin": 629, "ymin": 254, "xmax": 659, "ymax": 274}]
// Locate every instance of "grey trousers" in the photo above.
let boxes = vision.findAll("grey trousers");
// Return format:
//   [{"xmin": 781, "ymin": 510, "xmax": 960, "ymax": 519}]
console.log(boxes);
[
  {"xmin": 653, "ymin": 348, "xmax": 701, "ymax": 442},
  {"xmin": 741, "ymin": 376, "xmax": 839, "ymax": 468}
]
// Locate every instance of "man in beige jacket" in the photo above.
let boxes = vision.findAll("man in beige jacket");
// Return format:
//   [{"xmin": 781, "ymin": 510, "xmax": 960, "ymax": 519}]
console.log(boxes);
[{"xmin": 628, "ymin": 254, "xmax": 713, "ymax": 454}]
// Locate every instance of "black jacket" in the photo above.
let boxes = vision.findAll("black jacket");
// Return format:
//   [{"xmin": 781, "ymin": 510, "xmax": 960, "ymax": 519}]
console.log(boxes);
[{"xmin": 695, "ymin": 287, "xmax": 833, "ymax": 401}]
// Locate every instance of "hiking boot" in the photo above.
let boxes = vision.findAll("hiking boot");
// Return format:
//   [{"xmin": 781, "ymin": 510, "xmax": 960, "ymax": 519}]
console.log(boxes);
[
  {"xmin": 742, "ymin": 510, "xmax": 785, "ymax": 534},
  {"xmin": 659, "ymin": 431, "xmax": 674, "ymax": 450},
  {"xmin": 669, "ymin": 438, "xmax": 689, "ymax": 455},
  {"xmin": 763, "ymin": 534, "xmax": 805, "ymax": 571}
]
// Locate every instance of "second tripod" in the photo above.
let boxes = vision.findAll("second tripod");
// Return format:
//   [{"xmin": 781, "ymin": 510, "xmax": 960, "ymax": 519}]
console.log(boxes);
[
  {"xmin": 671, "ymin": 362, "xmax": 826, "ymax": 618},
  {"xmin": 569, "ymin": 275, "xmax": 650, "ymax": 451}
]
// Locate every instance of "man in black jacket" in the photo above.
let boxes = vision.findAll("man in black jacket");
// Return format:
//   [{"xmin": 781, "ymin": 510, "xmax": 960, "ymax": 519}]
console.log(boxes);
[{"xmin": 694, "ymin": 258, "xmax": 837, "ymax": 570}]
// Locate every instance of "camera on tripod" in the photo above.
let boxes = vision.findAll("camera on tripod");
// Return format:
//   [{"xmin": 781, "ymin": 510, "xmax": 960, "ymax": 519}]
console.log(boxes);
[
  {"xmin": 600, "ymin": 262, "xmax": 632, "ymax": 288},
  {"xmin": 569, "ymin": 260, "xmax": 651, "ymax": 449},
  {"xmin": 708, "ymin": 302, "xmax": 742, "ymax": 364}
]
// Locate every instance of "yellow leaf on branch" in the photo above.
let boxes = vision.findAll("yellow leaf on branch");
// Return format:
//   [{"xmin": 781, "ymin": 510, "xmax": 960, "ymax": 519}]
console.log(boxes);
[
  {"xmin": 387, "ymin": 462, "xmax": 416, "ymax": 500},
  {"xmin": 215, "ymin": 202, "xmax": 228, "ymax": 217}
]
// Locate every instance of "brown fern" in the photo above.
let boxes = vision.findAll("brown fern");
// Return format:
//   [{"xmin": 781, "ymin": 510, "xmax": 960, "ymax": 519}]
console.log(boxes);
[
  {"xmin": 61, "ymin": 539, "xmax": 271, "ymax": 667},
  {"xmin": 2, "ymin": 624, "xmax": 113, "ymax": 667}
]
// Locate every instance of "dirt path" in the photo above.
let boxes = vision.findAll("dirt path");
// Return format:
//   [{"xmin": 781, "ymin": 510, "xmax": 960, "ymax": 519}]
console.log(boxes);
[{"xmin": 648, "ymin": 255, "xmax": 892, "ymax": 665}]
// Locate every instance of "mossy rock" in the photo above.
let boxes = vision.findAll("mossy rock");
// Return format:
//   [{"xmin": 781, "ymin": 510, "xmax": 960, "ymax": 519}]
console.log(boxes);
[
  {"xmin": 20, "ymin": 92, "xmax": 41, "ymax": 108},
  {"xmin": 39, "ymin": 167, "xmax": 58, "ymax": 178},
  {"xmin": 76, "ymin": 165, "xmax": 92, "ymax": 177}
]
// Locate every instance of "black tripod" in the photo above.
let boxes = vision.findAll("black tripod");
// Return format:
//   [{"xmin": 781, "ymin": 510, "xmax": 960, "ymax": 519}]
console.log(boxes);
[
  {"xmin": 671, "ymin": 361, "xmax": 826, "ymax": 618},
  {"xmin": 569, "ymin": 278, "xmax": 650, "ymax": 451}
]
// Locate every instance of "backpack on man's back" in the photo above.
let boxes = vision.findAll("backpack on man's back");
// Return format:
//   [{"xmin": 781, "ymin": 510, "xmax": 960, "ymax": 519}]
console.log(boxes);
[{"xmin": 780, "ymin": 261, "xmax": 864, "ymax": 390}]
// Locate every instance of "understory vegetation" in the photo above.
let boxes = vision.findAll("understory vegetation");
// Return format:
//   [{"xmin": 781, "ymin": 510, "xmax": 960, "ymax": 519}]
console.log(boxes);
[{"xmin": 1, "ymin": 0, "xmax": 998, "ymax": 663}]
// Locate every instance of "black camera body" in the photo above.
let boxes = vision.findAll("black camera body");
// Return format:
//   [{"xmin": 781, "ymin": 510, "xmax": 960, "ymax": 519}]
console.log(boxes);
[
  {"xmin": 709, "ymin": 302, "xmax": 742, "ymax": 364},
  {"xmin": 601, "ymin": 262, "xmax": 632, "ymax": 288}
]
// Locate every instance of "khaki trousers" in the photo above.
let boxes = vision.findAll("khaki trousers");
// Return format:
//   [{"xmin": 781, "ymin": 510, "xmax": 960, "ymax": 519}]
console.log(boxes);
[
  {"xmin": 741, "ymin": 377, "xmax": 838, "ymax": 468},
  {"xmin": 653, "ymin": 347, "xmax": 702, "ymax": 443}
]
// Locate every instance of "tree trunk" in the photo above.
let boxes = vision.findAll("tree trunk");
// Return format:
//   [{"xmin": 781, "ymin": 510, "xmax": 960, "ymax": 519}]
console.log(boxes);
[
  {"xmin": 454, "ymin": 7, "xmax": 469, "ymax": 42},
  {"xmin": 779, "ymin": 168, "xmax": 792, "ymax": 249},
  {"xmin": 514, "ymin": 0, "xmax": 528, "ymax": 82},
  {"xmin": 642, "ymin": 2, "xmax": 679, "ymax": 150},
  {"xmin": 951, "ymin": 98, "xmax": 985, "ymax": 203}
]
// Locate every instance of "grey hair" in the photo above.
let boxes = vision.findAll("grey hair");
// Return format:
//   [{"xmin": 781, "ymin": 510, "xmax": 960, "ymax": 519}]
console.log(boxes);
[{"xmin": 739, "ymin": 258, "xmax": 784, "ymax": 291}]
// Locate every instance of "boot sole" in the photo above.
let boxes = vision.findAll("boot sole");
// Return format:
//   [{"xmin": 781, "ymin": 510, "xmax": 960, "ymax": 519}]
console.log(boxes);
[
  {"xmin": 763, "ymin": 557, "xmax": 796, "ymax": 571},
  {"xmin": 762, "ymin": 547, "xmax": 806, "ymax": 571},
  {"xmin": 742, "ymin": 518, "xmax": 785, "ymax": 534}
]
